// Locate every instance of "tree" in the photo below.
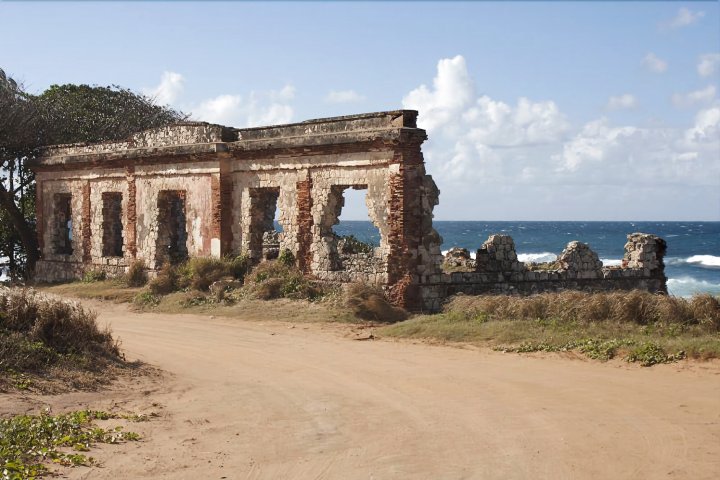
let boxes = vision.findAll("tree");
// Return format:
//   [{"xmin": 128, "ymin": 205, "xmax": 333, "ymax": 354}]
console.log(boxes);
[{"xmin": 0, "ymin": 68, "xmax": 187, "ymax": 280}]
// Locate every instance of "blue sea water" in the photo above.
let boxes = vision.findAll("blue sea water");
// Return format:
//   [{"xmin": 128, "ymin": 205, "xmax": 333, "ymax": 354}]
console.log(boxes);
[{"xmin": 333, "ymin": 221, "xmax": 720, "ymax": 298}]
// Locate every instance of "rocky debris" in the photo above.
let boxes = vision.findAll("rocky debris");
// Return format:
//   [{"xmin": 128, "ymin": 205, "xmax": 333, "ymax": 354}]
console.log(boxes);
[
  {"xmin": 262, "ymin": 230, "xmax": 280, "ymax": 260},
  {"xmin": 443, "ymin": 247, "xmax": 475, "ymax": 270}
]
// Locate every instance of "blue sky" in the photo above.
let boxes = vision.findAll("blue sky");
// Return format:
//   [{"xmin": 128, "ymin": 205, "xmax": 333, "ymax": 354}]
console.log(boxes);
[{"xmin": 1, "ymin": 1, "xmax": 718, "ymax": 220}]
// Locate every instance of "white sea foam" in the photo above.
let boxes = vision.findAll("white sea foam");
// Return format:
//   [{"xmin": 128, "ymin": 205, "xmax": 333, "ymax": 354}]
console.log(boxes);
[
  {"xmin": 517, "ymin": 252, "xmax": 557, "ymax": 263},
  {"xmin": 686, "ymin": 255, "xmax": 720, "ymax": 268},
  {"xmin": 601, "ymin": 258, "xmax": 622, "ymax": 267},
  {"xmin": 667, "ymin": 276, "xmax": 720, "ymax": 298}
]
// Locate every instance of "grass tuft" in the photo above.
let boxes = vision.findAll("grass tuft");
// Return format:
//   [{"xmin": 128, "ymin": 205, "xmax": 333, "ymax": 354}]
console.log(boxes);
[{"xmin": 344, "ymin": 283, "xmax": 408, "ymax": 323}]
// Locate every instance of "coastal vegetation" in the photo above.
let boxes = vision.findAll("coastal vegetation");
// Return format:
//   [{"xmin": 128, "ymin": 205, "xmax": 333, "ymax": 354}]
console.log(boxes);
[
  {"xmin": 42, "ymin": 259, "xmax": 720, "ymax": 365},
  {"xmin": 0, "ymin": 67, "xmax": 185, "ymax": 280},
  {"xmin": 382, "ymin": 290, "xmax": 720, "ymax": 365},
  {"xmin": 0, "ymin": 287, "xmax": 125, "ymax": 392},
  {"xmin": 0, "ymin": 409, "xmax": 141, "ymax": 479}
]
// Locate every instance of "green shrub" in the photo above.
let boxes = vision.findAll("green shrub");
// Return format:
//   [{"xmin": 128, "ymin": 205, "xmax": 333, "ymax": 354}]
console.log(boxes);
[
  {"xmin": 278, "ymin": 249, "xmax": 295, "ymax": 267},
  {"xmin": 81, "ymin": 270, "xmax": 106, "ymax": 283},
  {"xmin": 344, "ymin": 283, "xmax": 408, "ymax": 323},
  {"xmin": 243, "ymin": 260, "xmax": 325, "ymax": 301},
  {"xmin": 338, "ymin": 235, "xmax": 375, "ymax": 254}
]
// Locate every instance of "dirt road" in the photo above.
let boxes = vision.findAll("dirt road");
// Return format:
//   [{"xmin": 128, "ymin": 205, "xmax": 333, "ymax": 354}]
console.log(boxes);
[{"xmin": 7, "ymin": 300, "xmax": 720, "ymax": 479}]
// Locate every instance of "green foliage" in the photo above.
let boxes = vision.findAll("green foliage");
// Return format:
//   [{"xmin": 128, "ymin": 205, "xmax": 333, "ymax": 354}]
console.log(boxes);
[
  {"xmin": 1, "ymin": 67, "xmax": 187, "ymax": 280},
  {"xmin": 338, "ymin": 235, "xmax": 375, "ymax": 255},
  {"xmin": 0, "ymin": 409, "xmax": 140, "ymax": 478},
  {"xmin": 626, "ymin": 342, "xmax": 686, "ymax": 367},
  {"xmin": 133, "ymin": 291, "xmax": 160, "ymax": 308},
  {"xmin": 148, "ymin": 255, "xmax": 251, "ymax": 296},
  {"xmin": 242, "ymin": 260, "xmax": 326, "ymax": 301},
  {"xmin": 81, "ymin": 270, "xmax": 106, "ymax": 283},
  {"xmin": 36, "ymin": 84, "xmax": 186, "ymax": 146},
  {"xmin": 277, "ymin": 249, "xmax": 295, "ymax": 267}
]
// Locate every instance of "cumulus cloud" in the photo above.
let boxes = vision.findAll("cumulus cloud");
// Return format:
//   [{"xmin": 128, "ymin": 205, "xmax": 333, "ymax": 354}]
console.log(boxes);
[
  {"xmin": 663, "ymin": 7, "xmax": 705, "ymax": 30},
  {"xmin": 698, "ymin": 53, "xmax": 720, "ymax": 77},
  {"xmin": 325, "ymin": 90, "xmax": 365, "ymax": 103},
  {"xmin": 143, "ymin": 71, "xmax": 185, "ymax": 105},
  {"xmin": 401, "ymin": 56, "xmax": 720, "ymax": 220},
  {"xmin": 641, "ymin": 53, "xmax": 668, "ymax": 73},
  {"xmin": 194, "ymin": 90, "xmax": 294, "ymax": 127},
  {"xmin": 606, "ymin": 94, "xmax": 637, "ymax": 110},
  {"xmin": 672, "ymin": 85, "xmax": 716, "ymax": 108},
  {"xmin": 684, "ymin": 104, "xmax": 720, "ymax": 147},
  {"xmin": 401, "ymin": 55, "xmax": 569, "ymax": 189}
]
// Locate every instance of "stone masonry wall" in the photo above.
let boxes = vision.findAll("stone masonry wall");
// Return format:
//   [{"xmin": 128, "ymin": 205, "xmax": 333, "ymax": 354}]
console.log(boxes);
[{"xmin": 418, "ymin": 233, "xmax": 667, "ymax": 312}]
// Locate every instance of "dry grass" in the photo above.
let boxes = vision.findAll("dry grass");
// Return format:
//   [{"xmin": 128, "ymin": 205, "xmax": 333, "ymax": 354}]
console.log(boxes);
[
  {"xmin": 0, "ymin": 287, "xmax": 126, "ymax": 392},
  {"xmin": 344, "ymin": 283, "xmax": 408, "ymax": 323},
  {"xmin": 382, "ymin": 291, "xmax": 720, "ymax": 362}
]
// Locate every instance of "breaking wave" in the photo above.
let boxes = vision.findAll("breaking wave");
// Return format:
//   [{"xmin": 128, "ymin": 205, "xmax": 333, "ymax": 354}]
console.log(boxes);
[
  {"xmin": 517, "ymin": 252, "xmax": 557, "ymax": 263},
  {"xmin": 667, "ymin": 276, "xmax": 720, "ymax": 298},
  {"xmin": 601, "ymin": 258, "xmax": 622, "ymax": 267},
  {"xmin": 686, "ymin": 255, "xmax": 720, "ymax": 269}
]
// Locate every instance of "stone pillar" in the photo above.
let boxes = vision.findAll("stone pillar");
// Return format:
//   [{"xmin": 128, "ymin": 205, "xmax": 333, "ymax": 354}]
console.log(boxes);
[
  {"xmin": 296, "ymin": 173, "xmax": 314, "ymax": 274},
  {"xmin": 623, "ymin": 233, "xmax": 667, "ymax": 293},
  {"xmin": 210, "ymin": 173, "xmax": 222, "ymax": 257},
  {"xmin": 82, "ymin": 181, "xmax": 91, "ymax": 264},
  {"xmin": 125, "ymin": 166, "xmax": 137, "ymax": 258},
  {"xmin": 35, "ymin": 179, "xmax": 44, "ymax": 258}
]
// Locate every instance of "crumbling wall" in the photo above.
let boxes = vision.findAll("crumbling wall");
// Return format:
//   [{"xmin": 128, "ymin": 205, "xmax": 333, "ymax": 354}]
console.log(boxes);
[
  {"xmin": 419, "ymin": 233, "xmax": 667, "ymax": 312},
  {"xmin": 30, "ymin": 111, "xmax": 666, "ymax": 313}
]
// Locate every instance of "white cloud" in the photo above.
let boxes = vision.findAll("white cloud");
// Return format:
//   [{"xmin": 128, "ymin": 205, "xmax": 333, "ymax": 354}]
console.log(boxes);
[
  {"xmin": 698, "ymin": 53, "xmax": 720, "ymax": 77},
  {"xmin": 193, "ymin": 89, "xmax": 294, "ymax": 127},
  {"xmin": 641, "ymin": 53, "xmax": 668, "ymax": 73},
  {"xmin": 684, "ymin": 104, "xmax": 720, "ymax": 147},
  {"xmin": 672, "ymin": 85, "xmax": 716, "ymax": 108},
  {"xmin": 325, "ymin": 89, "xmax": 365, "ymax": 103},
  {"xmin": 664, "ymin": 7, "xmax": 705, "ymax": 29},
  {"xmin": 143, "ymin": 71, "xmax": 185, "ymax": 105},
  {"xmin": 606, "ymin": 94, "xmax": 637, "ymax": 110},
  {"xmin": 402, "ymin": 56, "xmax": 720, "ymax": 220}
]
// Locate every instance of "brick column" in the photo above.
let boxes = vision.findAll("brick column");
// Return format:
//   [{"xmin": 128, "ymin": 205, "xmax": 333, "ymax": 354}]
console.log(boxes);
[
  {"xmin": 125, "ymin": 166, "xmax": 137, "ymax": 258},
  {"xmin": 296, "ymin": 172, "xmax": 314, "ymax": 274},
  {"xmin": 82, "ymin": 181, "xmax": 92, "ymax": 264}
]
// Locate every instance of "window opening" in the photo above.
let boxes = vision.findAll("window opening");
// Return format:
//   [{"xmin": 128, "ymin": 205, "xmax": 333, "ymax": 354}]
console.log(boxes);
[
  {"xmin": 156, "ymin": 190, "xmax": 188, "ymax": 266},
  {"xmin": 249, "ymin": 187, "xmax": 281, "ymax": 261},
  {"xmin": 101, "ymin": 192, "xmax": 123, "ymax": 257},
  {"xmin": 53, "ymin": 193, "xmax": 73, "ymax": 255}
]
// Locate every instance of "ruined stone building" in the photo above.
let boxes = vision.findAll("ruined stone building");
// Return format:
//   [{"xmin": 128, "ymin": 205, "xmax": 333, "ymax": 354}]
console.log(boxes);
[{"xmin": 29, "ymin": 110, "xmax": 667, "ymax": 311}]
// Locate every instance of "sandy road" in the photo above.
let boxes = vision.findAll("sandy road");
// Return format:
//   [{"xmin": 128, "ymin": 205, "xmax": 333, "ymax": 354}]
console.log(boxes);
[{"xmin": 8, "ymin": 300, "xmax": 720, "ymax": 479}]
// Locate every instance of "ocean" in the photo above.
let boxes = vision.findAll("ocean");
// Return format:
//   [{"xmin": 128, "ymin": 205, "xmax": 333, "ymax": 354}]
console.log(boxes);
[{"xmin": 333, "ymin": 221, "xmax": 720, "ymax": 298}]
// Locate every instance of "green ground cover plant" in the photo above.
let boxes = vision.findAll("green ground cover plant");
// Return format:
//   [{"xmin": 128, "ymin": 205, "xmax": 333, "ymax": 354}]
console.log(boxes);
[{"xmin": 0, "ymin": 409, "xmax": 140, "ymax": 479}]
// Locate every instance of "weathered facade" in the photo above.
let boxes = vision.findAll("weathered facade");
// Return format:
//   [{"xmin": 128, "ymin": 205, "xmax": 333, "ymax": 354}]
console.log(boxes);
[{"xmin": 29, "ymin": 110, "xmax": 667, "ymax": 311}]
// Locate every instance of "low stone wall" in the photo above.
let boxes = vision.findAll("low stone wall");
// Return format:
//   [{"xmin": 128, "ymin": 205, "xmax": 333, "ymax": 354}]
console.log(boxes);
[{"xmin": 418, "ymin": 233, "xmax": 667, "ymax": 312}]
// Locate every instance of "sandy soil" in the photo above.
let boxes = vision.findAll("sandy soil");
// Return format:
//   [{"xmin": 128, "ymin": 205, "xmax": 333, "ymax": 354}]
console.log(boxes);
[{"xmin": 3, "ymin": 299, "xmax": 720, "ymax": 479}]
